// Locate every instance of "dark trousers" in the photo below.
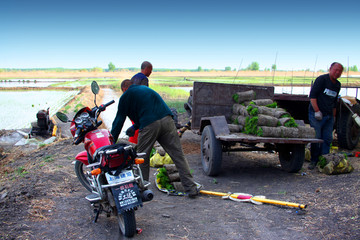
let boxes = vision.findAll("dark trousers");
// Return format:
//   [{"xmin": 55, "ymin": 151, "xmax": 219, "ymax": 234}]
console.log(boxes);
[
  {"xmin": 308, "ymin": 109, "xmax": 334, "ymax": 163},
  {"xmin": 137, "ymin": 115, "xmax": 197, "ymax": 193}
]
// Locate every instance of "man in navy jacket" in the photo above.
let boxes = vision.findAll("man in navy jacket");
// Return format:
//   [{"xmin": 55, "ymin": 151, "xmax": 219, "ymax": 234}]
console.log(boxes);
[{"xmin": 130, "ymin": 61, "xmax": 152, "ymax": 86}]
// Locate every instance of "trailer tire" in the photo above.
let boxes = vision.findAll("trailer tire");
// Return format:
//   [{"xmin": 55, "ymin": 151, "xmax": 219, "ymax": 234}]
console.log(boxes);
[
  {"xmin": 277, "ymin": 144, "xmax": 304, "ymax": 173},
  {"xmin": 337, "ymin": 104, "xmax": 360, "ymax": 150},
  {"xmin": 201, "ymin": 125, "xmax": 222, "ymax": 176}
]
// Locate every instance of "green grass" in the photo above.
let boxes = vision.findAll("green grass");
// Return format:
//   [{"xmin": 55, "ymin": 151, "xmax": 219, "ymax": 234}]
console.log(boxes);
[
  {"xmin": 74, "ymin": 103, "xmax": 85, "ymax": 112},
  {"xmin": 150, "ymin": 84, "xmax": 189, "ymax": 99},
  {"xmin": 152, "ymin": 75, "xmax": 360, "ymax": 87},
  {"xmin": 165, "ymin": 100, "xmax": 187, "ymax": 114},
  {"xmin": 63, "ymin": 105, "xmax": 71, "ymax": 113},
  {"xmin": 15, "ymin": 167, "xmax": 29, "ymax": 177},
  {"xmin": 43, "ymin": 155, "xmax": 55, "ymax": 162}
]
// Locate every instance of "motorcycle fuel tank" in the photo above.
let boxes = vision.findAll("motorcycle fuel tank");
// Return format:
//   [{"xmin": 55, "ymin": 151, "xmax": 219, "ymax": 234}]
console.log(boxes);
[{"xmin": 84, "ymin": 129, "xmax": 114, "ymax": 157}]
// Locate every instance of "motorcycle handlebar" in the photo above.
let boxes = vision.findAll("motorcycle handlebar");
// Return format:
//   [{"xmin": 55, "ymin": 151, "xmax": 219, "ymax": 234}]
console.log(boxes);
[
  {"xmin": 74, "ymin": 128, "xmax": 82, "ymax": 144},
  {"xmin": 75, "ymin": 128, "xmax": 81, "ymax": 138},
  {"xmin": 99, "ymin": 100, "xmax": 115, "ymax": 111},
  {"xmin": 104, "ymin": 100, "xmax": 115, "ymax": 108}
]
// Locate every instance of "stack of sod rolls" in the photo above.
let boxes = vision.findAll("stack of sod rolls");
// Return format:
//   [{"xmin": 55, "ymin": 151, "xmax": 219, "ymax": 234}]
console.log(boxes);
[
  {"xmin": 156, "ymin": 164, "xmax": 185, "ymax": 192},
  {"xmin": 230, "ymin": 90, "xmax": 315, "ymax": 138}
]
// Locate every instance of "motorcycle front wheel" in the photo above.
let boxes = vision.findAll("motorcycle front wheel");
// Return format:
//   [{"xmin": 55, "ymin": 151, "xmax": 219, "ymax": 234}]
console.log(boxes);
[
  {"xmin": 117, "ymin": 209, "xmax": 136, "ymax": 238},
  {"xmin": 74, "ymin": 161, "xmax": 92, "ymax": 192}
]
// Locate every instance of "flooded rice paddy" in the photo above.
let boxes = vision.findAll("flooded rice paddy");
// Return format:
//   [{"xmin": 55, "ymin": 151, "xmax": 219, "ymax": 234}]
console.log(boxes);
[
  {"xmin": 0, "ymin": 90, "xmax": 78, "ymax": 130},
  {"xmin": 0, "ymin": 79, "xmax": 77, "ymax": 88}
]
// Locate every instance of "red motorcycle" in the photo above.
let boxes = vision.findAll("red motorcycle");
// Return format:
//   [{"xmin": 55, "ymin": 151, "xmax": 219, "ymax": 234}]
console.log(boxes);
[{"xmin": 56, "ymin": 81, "xmax": 153, "ymax": 238}]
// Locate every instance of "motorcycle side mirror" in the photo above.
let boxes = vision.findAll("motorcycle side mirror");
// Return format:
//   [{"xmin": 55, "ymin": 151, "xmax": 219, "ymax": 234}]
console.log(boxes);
[
  {"xmin": 91, "ymin": 81, "xmax": 100, "ymax": 95},
  {"xmin": 56, "ymin": 112, "xmax": 69, "ymax": 123},
  {"xmin": 91, "ymin": 81, "xmax": 100, "ymax": 106}
]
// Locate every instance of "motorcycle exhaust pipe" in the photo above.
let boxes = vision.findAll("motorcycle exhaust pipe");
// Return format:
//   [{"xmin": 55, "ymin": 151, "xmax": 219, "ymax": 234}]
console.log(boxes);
[{"xmin": 141, "ymin": 189, "xmax": 154, "ymax": 202}]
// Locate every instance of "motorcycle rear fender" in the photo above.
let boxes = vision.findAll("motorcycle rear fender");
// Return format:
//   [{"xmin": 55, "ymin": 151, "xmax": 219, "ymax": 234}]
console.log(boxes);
[{"xmin": 75, "ymin": 151, "xmax": 89, "ymax": 165}]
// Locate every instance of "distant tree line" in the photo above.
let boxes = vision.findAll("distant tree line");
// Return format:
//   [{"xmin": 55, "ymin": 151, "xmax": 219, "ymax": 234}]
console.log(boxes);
[{"xmin": 1, "ymin": 62, "xmax": 358, "ymax": 73}]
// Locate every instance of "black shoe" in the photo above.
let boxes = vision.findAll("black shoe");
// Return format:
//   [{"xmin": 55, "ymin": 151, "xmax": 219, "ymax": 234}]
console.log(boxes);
[{"xmin": 187, "ymin": 183, "xmax": 203, "ymax": 198}]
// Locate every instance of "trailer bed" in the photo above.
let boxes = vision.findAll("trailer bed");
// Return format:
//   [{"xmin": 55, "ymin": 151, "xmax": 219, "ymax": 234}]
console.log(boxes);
[
  {"xmin": 191, "ymin": 82, "xmax": 322, "ymax": 176},
  {"xmin": 218, "ymin": 133, "xmax": 321, "ymax": 144}
]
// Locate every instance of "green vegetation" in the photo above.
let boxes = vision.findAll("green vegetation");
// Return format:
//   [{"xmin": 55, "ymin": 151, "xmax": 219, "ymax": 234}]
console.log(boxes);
[
  {"xmin": 63, "ymin": 105, "xmax": 71, "ymax": 113},
  {"xmin": 74, "ymin": 103, "xmax": 85, "ymax": 112},
  {"xmin": 232, "ymin": 94, "xmax": 239, "ymax": 103},
  {"xmin": 244, "ymin": 116, "xmax": 258, "ymax": 135},
  {"xmin": 15, "ymin": 166, "xmax": 29, "ymax": 177},
  {"xmin": 247, "ymin": 105, "xmax": 258, "ymax": 116},
  {"xmin": 347, "ymin": 65, "xmax": 358, "ymax": 72},
  {"xmin": 150, "ymin": 75, "xmax": 360, "ymax": 87},
  {"xmin": 150, "ymin": 84, "xmax": 189, "ymax": 99},
  {"xmin": 43, "ymin": 155, "xmax": 55, "ymax": 162},
  {"xmin": 156, "ymin": 167, "xmax": 174, "ymax": 190},
  {"xmin": 246, "ymin": 62, "xmax": 260, "ymax": 71},
  {"xmin": 266, "ymin": 102, "xmax": 278, "ymax": 108},
  {"xmin": 282, "ymin": 116, "xmax": 298, "ymax": 127},
  {"xmin": 108, "ymin": 62, "xmax": 115, "ymax": 72}
]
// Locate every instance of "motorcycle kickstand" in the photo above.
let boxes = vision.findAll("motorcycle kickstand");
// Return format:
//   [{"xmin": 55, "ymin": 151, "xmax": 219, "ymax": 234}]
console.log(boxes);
[{"xmin": 93, "ymin": 204, "xmax": 102, "ymax": 223}]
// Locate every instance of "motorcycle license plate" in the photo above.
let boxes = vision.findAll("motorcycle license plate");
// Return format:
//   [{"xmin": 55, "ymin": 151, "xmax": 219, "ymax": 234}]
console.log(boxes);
[
  {"xmin": 111, "ymin": 182, "xmax": 142, "ymax": 212},
  {"xmin": 105, "ymin": 170, "xmax": 134, "ymax": 185}
]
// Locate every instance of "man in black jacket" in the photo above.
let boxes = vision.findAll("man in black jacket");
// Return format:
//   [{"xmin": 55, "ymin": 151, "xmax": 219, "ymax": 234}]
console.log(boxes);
[{"xmin": 308, "ymin": 62, "xmax": 343, "ymax": 169}]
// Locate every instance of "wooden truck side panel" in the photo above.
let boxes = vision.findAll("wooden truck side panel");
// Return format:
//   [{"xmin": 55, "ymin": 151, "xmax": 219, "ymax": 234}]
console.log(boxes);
[{"xmin": 192, "ymin": 82, "xmax": 274, "ymax": 132}]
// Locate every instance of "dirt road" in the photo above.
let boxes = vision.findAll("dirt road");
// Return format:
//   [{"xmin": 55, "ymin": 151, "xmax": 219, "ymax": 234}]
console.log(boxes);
[{"xmin": 1, "ymin": 122, "xmax": 359, "ymax": 240}]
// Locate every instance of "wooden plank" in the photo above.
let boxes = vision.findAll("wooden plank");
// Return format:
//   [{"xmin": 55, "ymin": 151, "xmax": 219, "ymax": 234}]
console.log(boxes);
[{"xmin": 217, "ymin": 133, "xmax": 322, "ymax": 144}]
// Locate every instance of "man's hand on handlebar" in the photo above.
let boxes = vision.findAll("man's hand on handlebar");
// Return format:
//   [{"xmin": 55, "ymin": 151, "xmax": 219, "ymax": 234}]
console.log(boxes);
[{"xmin": 126, "ymin": 125, "xmax": 136, "ymax": 137}]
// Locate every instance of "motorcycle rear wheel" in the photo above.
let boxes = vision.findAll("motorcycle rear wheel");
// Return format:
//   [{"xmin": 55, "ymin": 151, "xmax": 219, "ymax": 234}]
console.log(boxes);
[
  {"xmin": 117, "ymin": 209, "xmax": 136, "ymax": 238},
  {"xmin": 74, "ymin": 161, "xmax": 92, "ymax": 192}
]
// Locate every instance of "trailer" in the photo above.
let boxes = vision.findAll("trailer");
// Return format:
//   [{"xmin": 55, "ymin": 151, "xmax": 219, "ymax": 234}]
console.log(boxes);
[
  {"xmin": 273, "ymin": 93, "xmax": 360, "ymax": 150},
  {"xmin": 191, "ymin": 82, "xmax": 322, "ymax": 176}
]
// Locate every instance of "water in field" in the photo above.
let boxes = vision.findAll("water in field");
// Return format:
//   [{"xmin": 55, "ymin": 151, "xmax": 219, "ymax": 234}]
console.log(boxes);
[
  {"xmin": 0, "ymin": 79, "xmax": 77, "ymax": 88},
  {"xmin": 0, "ymin": 90, "xmax": 78, "ymax": 130},
  {"xmin": 100, "ymin": 88, "xmax": 132, "ymax": 138}
]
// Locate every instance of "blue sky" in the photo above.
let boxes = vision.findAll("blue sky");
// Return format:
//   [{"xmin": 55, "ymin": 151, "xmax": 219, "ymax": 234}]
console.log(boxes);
[{"xmin": 1, "ymin": 0, "xmax": 359, "ymax": 71}]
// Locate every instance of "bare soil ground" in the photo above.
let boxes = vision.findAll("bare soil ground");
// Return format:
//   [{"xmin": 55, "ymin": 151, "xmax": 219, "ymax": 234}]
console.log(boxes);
[
  {"xmin": 0, "ymin": 73, "xmax": 359, "ymax": 239},
  {"xmin": 1, "ymin": 112, "xmax": 359, "ymax": 240}
]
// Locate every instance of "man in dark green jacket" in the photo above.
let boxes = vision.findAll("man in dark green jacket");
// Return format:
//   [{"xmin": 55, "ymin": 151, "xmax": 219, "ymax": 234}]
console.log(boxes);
[{"xmin": 111, "ymin": 79, "xmax": 199, "ymax": 197}]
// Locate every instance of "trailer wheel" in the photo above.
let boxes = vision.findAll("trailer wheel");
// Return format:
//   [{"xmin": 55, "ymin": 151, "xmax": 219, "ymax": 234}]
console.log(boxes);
[
  {"xmin": 277, "ymin": 144, "xmax": 304, "ymax": 173},
  {"xmin": 201, "ymin": 125, "xmax": 222, "ymax": 176},
  {"xmin": 337, "ymin": 104, "xmax": 360, "ymax": 150}
]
